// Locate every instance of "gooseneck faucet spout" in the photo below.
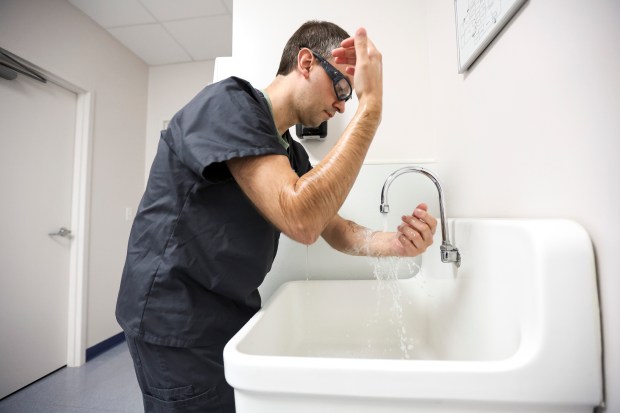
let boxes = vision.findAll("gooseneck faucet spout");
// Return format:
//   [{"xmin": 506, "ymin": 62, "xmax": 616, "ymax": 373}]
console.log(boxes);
[{"xmin": 380, "ymin": 166, "xmax": 461, "ymax": 267}]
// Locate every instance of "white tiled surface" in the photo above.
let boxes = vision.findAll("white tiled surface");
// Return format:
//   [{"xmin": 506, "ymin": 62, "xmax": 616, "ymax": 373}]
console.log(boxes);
[{"xmin": 68, "ymin": 0, "xmax": 233, "ymax": 65}]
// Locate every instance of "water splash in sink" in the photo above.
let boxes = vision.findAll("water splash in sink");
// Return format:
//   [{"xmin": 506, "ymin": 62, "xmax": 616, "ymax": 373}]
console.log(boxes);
[{"xmin": 370, "ymin": 257, "xmax": 421, "ymax": 359}]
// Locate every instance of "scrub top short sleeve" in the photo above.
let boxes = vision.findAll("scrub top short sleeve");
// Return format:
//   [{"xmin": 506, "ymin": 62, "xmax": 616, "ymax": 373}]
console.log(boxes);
[{"xmin": 163, "ymin": 77, "xmax": 288, "ymax": 183}]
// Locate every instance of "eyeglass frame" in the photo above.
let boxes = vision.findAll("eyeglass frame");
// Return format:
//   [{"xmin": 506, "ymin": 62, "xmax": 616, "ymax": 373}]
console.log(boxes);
[{"xmin": 301, "ymin": 47, "xmax": 353, "ymax": 102}]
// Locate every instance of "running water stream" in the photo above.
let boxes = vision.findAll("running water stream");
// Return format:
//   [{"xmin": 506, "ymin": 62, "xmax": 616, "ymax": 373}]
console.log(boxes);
[
  {"xmin": 305, "ymin": 245, "xmax": 309, "ymax": 281},
  {"xmin": 302, "ymin": 215, "xmax": 421, "ymax": 358},
  {"xmin": 370, "ymin": 256, "xmax": 420, "ymax": 359},
  {"xmin": 368, "ymin": 215, "xmax": 421, "ymax": 359}
]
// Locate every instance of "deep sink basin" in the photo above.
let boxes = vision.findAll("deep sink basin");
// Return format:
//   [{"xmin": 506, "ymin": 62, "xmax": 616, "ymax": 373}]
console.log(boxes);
[
  {"xmin": 224, "ymin": 219, "xmax": 603, "ymax": 413},
  {"xmin": 233, "ymin": 278, "xmax": 520, "ymax": 362}
]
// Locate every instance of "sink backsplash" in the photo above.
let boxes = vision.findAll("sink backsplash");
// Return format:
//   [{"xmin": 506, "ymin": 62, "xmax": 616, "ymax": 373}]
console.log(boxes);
[{"xmin": 260, "ymin": 162, "xmax": 440, "ymax": 301}]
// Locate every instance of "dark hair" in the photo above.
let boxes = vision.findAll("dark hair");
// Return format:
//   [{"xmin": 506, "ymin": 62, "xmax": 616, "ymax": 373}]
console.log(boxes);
[{"xmin": 276, "ymin": 20, "xmax": 350, "ymax": 76}]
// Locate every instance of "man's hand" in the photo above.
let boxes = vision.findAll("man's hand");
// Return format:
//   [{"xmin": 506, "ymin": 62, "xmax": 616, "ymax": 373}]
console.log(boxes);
[
  {"xmin": 392, "ymin": 203, "xmax": 437, "ymax": 256},
  {"xmin": 331, "ymin": 27, "xmax": 382, "ymax": 106}
]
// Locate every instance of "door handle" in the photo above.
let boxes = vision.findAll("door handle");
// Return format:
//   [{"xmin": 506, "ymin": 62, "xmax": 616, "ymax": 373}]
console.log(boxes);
[{"xmin": 48, "ymin": 227, "xmax": 72, "ymax": 238}]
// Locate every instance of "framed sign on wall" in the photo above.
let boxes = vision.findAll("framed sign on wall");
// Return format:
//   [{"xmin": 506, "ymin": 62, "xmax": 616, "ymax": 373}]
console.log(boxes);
[{"xmin": 454, "ymin": 0, "xmax": 527, "ymax": 73}]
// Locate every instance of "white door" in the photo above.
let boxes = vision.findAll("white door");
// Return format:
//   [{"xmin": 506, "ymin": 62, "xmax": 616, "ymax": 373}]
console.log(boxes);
[{"xmin": 0, "ymin": 73, "xmax": 77, "ymax": 399}]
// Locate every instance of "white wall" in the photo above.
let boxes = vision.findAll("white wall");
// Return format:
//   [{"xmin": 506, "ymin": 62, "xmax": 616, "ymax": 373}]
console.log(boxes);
[
  {"xmin": 426, "ymin": 2, "xmax": 619, "ymax": 411},
  {"xmin": 231, "ymin": 0, "xmax": 620, "ymax": 411},
  {"xmin": 0, "ymin": 0, "xmax": 148, "ymax": 348},
  {"xmin": 145, "ymin": 61, "xmax": 215, "ymax": 180}
]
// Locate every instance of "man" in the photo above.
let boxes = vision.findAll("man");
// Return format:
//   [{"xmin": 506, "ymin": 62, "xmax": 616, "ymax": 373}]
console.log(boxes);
[{"xmin": 116, "ymin": 21, "xmax": 437, "ymax": 412}]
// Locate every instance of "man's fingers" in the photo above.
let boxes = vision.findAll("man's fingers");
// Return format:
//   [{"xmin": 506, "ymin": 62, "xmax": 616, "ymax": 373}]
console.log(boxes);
[{"xmin": 353, "ymin": 27, "xmax": 368, "ymax": 57}]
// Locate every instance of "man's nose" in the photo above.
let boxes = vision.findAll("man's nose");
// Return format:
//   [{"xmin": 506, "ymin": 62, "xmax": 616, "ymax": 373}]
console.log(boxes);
[{"xmin": 334, "ymin": 100, "xmax": 346, "ymax": 114}]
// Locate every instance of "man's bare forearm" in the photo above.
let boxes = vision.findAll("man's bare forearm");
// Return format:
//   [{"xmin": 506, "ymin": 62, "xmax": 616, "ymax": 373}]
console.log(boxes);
[{"xmin": 279, "ymin": 105, "xmax": 381, "ymax": 242}]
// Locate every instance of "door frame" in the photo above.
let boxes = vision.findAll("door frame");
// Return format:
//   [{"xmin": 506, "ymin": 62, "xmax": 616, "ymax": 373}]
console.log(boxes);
[
  {"xmin": 41, "ymin": 69, "xmax": 94, "ymax": 368},
  {"xmin": 67, "ymin": 89, "xmax": 93, "ymax": 367}
]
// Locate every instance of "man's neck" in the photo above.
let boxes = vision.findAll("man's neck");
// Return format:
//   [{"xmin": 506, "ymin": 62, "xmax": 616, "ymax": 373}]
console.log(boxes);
[{"xmin": 263, "ymin": 76, "xmax": 297, "ymax": 136}]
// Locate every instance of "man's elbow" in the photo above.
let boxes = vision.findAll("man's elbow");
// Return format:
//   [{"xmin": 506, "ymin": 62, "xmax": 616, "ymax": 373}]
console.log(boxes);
[{"xmin": 284, "ymin": 222, "xmax": 322, "ymax": 246}]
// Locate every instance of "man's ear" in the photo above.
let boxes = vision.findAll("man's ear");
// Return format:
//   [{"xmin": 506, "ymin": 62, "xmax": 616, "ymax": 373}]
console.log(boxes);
[{"xmin": 297, "ymin": 48, "xmax": 314, "ymax": 79}]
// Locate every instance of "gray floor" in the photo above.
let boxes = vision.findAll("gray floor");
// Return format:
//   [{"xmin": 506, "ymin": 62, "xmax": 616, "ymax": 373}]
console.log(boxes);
[{"xmin": 0, "ymin": 342, "xmax": 143, "ymax": 413}]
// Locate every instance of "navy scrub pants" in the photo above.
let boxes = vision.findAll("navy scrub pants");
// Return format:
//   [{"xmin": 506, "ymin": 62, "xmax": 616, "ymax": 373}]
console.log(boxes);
[{"xmin": 125, "ymin": 335, "xmax": 236, "ymax": 413}]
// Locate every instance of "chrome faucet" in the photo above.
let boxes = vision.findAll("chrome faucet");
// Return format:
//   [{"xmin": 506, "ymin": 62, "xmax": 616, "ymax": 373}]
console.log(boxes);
[{"xmin": 380, "ymin": 166, "xmax": 461, "ymax": 267}]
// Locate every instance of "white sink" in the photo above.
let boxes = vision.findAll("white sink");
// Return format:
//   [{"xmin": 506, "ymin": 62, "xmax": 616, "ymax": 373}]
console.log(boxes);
[{"xmin": 224, "ymin": 219, "xmax": 603, "ymax": 413}]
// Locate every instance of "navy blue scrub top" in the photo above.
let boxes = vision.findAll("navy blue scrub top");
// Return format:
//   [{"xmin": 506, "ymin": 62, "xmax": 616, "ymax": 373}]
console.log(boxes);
[{"xmin": 116, "ymin": 77, "xmax": 312, "ymax": 347}]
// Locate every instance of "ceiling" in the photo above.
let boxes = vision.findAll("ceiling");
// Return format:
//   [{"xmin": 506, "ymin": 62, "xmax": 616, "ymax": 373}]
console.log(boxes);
[{"xmin": 68, "ymin": 0, "xmax": 233, "ymax": 66}]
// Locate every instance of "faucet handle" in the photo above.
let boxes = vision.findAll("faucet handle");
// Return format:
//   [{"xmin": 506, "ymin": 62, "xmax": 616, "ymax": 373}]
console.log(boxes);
[{"xmin": 441, "ymin": 242, "xmax": 461, "ymax": 268}]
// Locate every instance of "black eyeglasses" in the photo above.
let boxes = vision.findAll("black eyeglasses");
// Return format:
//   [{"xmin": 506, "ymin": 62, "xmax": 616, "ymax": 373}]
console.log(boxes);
[{"xmin": 307, "ymin": 49, "xmax": 353, "ymax": 102}]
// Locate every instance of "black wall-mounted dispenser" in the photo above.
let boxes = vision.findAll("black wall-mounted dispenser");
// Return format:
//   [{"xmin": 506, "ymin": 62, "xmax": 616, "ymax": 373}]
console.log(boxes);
[{"xmin": 296, "ymin": 121, "xmax": 327, "ymax": 140}]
